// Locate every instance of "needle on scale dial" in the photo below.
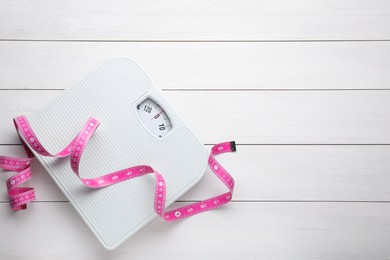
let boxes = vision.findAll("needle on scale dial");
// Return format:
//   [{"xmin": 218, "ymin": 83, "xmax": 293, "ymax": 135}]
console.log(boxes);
[
  {"xmin": 137, "ymin": 98, "xmax": 173, "ymax": 138},
  {"xmin": 151, "ymin": 110, "xmax": 164, "ymax": 120}
]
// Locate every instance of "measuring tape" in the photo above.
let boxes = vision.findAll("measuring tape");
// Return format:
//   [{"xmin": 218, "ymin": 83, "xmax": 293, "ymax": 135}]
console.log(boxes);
[{"xmin": 1, "ymin": 115, "xmax": 236, "ymax": 221}]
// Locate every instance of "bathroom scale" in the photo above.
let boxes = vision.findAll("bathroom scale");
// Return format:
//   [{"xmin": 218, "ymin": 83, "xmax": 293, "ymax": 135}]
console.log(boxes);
[{"xmin": 20, "ymin": 57, "xmax": 208, "ymax": 249}]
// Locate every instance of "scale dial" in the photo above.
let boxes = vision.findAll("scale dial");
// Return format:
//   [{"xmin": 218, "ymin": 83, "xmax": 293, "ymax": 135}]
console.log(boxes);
[{"xmin": 137, "ymin": 98, "xmax": 173, "ymax": 138}]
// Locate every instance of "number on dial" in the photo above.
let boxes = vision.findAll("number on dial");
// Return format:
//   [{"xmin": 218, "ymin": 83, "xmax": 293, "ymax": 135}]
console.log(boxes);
[{"xmin": 137, "ymin": 98, "xmax": 173, "ymax": 138}]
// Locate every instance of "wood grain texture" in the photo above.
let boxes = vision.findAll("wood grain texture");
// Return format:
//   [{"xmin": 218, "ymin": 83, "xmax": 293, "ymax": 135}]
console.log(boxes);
[
  {"xmin": 1, "ymin": 202, "xmax": 390, "ymax": 259},
  {"xmin": 1, "ymin": 41, "xmax": 390, "ymax": 90},
  {"xmin": 1, "ymin": 90, "xmax": 389, "ymax": 145},
  {"xmin": 0, "ymin": 0, "xmax": 390, "ymax": 40},
  {"xmin": 1, "ymin": 0, "xmax": 390, "ymax": 257},
  {"xmin": 2, "ymin": 145, "xmax": 390, "ymax": 202}
]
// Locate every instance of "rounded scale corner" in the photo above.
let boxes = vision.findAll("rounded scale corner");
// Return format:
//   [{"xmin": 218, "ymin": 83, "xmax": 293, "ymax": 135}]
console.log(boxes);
[
  {"xmin": 102, "ymin": 243, "xmax": 117, "ymax": 251},
  {"xmin": 103, "ymin": 56, "xmax": 144, "ymax": 69},
  {"xmin": 98, "ymin": 232, "xmax": 128, "ymax": 251}
]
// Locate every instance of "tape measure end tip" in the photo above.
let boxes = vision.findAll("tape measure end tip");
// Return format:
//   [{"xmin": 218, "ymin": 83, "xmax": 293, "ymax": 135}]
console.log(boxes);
[{"xmin": 230, "ymin": 141, "xmax": 236, "ymax": 152}]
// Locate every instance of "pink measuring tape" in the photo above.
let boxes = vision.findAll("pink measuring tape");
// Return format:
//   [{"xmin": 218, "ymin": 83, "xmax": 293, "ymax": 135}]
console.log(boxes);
[{"xmin": 1, "ymin": 115, "xmax": 236, "ymax": 221}]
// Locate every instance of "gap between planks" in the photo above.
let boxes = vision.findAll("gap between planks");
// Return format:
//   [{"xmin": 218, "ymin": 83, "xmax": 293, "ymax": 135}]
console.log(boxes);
[
  {"xmin": 1, "ymin": 201, "xmax": 390, "ymax": 204},
  {"xmin": 1, "ymin": 89, "xmax": 390, "ymax": 91},
  {"xmin": 1, "ymin": 39, "xmax": 390, "ymax": 42}
]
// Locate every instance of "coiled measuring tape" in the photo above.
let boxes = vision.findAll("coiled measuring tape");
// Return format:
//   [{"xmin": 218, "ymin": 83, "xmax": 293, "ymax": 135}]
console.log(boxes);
[{"xmin": 1, "ymin": 115, "xmax": 236, "ymax": 221}]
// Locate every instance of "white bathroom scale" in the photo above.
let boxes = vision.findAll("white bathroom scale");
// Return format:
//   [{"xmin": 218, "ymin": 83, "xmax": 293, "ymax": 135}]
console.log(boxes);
[{"xmin": 21, "ymin": 57, "xmax": 208, "ymax": 249}]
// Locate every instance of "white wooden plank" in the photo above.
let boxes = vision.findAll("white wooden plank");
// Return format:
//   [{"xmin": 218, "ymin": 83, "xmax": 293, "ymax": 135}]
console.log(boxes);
[
  {"xmin": 2, "ymin": 145, "xmax": 390, "ymax": 202},
  {"xmin": 1, "ymin": 41, "xmax": 390, "ymax": 90},
  {"xmin": 0, "ymin": 0, "xmax": 389, "ymax": 40},
  {"xmin": 0, "ymin": 90, "xmax": 389, "ymax": 144},
  {"xmin": 0, "ymin": 202, "xmax": 389, "ymax": 258}
]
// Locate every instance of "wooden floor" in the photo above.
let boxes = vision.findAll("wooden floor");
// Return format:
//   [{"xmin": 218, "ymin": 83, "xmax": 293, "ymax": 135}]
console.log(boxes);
[{"xmin": 1, "ymin": 1, "xmax": 390, "ymax": 259}]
